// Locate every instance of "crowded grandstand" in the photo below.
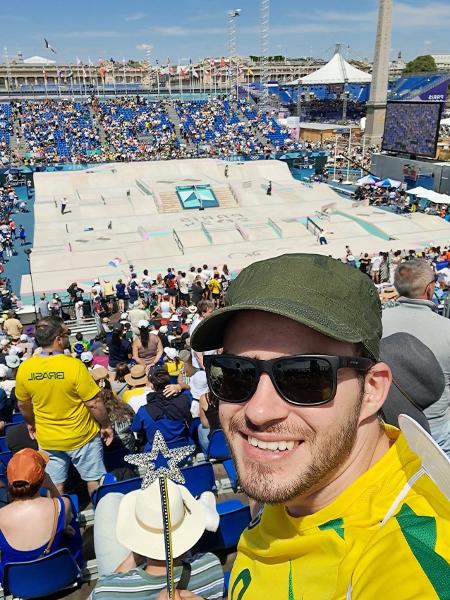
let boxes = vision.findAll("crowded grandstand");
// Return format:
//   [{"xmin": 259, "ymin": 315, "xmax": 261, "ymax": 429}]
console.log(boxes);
[{"xmin": 0, "ymin": 0, "xmax": 449, "ymax": 596}]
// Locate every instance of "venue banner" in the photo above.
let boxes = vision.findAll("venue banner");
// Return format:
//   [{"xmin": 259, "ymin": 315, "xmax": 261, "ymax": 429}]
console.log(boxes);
[{"xmin": 415, "ymin": 78, "xmax": 450, "ymax": 103}]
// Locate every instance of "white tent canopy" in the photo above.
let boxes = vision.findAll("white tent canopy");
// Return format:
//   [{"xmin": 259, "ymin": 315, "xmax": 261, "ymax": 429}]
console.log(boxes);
[
  {"xmin": 23, "ymin": 55, "xmax": 56, "ymax": 65},
  {"xmin": 301, "ymin": 52, "xmax": 372, "ymax": 85},
  {"xmin": 407, "ymin": 187, "xmax": 432, "ymax": 197},
  {"xmin": 408, "ymin": 187, "xmax": 450, "ymax": 204}
]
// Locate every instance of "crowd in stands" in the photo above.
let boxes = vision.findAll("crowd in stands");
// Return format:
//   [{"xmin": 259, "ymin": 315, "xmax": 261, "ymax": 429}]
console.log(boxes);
[
  {"xmin": 0, "ymin": 245, "xmax": 450, "ymax": 596},
  {"xmin": 18, "ymin": 100, "xmax": 101, "ymax": 163},
  {"xmin": 0, "ymin": 264, "xmax": 234, "ymax": 595},
  {"xmin": 1, "ymin": 96, "xmax": 310, "ymax": 166},
  {"xmin": 176, "ymin": 97, "xmax": 267, "ymax": 156},
  {"xmin": 300, "ymin": 98, "xmax": 366, "ymax": 122},
  {"xmin": 0, "ymin": 105, "xmax": 13, "ymax": 166},
  {"xmin": 96, "ymin": 97, "xmax": 181, "ymax": 161}
]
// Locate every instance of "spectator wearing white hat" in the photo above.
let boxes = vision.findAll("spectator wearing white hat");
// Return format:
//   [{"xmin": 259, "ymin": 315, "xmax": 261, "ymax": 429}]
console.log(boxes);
[
  {"xmin": 18, "ymin": 333, "xmax": 34, "ymax": 359},
  {"xmin": 0, "ymin": 338, "xmax": 10, "ymax": 363},
  {"xmin": 0, "ymin": 364, "xmax": 14, "ymax": 400},
  {"xmin": 132, "ymin": 321, "xmax": 163, "ymax": 369},
  {"xmin": 163, "ymin": 347, "xmax": 183, "ymax": 384},
  {"xmin": 5, "ymin": 353, "xmax": 21, "ymax": 378},
  {"xmin": 91, "ymin": 480, "xmax": 223, "ymax": 598},
  {"xmin": 81, "ymin": 351, "xmax": 94, "ymax": 371},
  {"xmin": 75, "ymin": 300, "xmax": 84, "ymax": 322}
]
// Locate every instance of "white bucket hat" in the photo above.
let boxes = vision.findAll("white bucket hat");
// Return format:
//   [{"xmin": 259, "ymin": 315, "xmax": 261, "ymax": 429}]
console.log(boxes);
[
  {"xmin": 5, "ymin": 354, "xmax": 20, "ymax": 369},
  {"xmin": 138, "ymin": 319, "xmax": 149, "ymax": 329},
  {"xmin": 164, "ymin": 347, "xmax": 178, "ymax": 361},
  {"xmin": 80, "ymin": 351, "xmax": 93, "ymax": 363},
  {"xmin": 189, "ymin": 370, "xmax": 209, "ymax": 400},
  {"xmin": 116, "ymin": 480, "xmax": 205, "ymax": 560}
]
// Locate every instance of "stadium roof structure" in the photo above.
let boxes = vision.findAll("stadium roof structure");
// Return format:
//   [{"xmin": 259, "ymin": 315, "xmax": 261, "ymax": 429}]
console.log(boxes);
[
  {"xmin": 300, "ymin": 51, "xmax": 372, "ymax": 85},
  {"xmin": 23, "ymin": 55, "xmax": 56, "ymax": 65}
]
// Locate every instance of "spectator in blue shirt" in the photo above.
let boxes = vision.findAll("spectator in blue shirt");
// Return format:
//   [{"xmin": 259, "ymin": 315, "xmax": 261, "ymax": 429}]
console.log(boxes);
[{"xmin": 132, "ymin": 367, "xmax": 193, "ymax": 451}]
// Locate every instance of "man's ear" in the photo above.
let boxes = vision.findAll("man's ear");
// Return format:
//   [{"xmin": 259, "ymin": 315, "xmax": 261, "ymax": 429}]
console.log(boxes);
[{"xmin": 359, "ymin": 361, "xmax": 392, "ymax": 422}]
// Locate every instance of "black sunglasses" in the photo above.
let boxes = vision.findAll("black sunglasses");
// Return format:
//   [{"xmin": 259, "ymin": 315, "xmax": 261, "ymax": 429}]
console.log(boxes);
[{"xmin": 204, "ymin": 354, "xmax": 374, "ymax": 407}]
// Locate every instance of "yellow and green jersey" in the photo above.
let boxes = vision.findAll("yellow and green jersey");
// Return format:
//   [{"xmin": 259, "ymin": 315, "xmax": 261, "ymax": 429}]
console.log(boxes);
[
  {"xmin": 230, "ymin": 425, "xmax": 450, "ymax": 600},
  {"xmin": 15, "ymin": 354, "xmax": 100, "ymax": 451}
]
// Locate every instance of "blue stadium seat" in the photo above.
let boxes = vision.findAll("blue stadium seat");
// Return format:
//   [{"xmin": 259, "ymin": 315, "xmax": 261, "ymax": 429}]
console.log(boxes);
[
  {"xmin": 224, "ymin": 571, "xmax": 231, "ymax": 597},
  {"xmin": 2, "ymin": 548, "xmax": 82, "ymax": 599},
  {"xmin": 0, "ymin": 437, "xmax": 8, "ymax": 452},
  {"xmin": 93, "ymin": 462, "xmax": 216, "ymax": 508},
  {"xmin": 205, "ymin": 430, "xmax": 231, "ymax": 461},
  {"xmin": 0, "ymin": 450, "xmax": 12, "ymax": 480},
  {"xmin": 181, "ymin": 462, "xmax": 217, "ymax": 497},
  {"xmin": 102, "ymin": 445, "xmax": 131, "ymax": 472},
  {"xmin": 194, "ymin": 499, "xmax": 251, "ymax": 554},
  {"xmin": 92, "ymin": 476, "xmax": 141, "ymax": 509},
  {"xmin": 223, "ymin": 459, "xmax": 239, "ymax": 492},
  {"xmin": 11, "ymin": 413, "xmax": 25, "ymax": 424},
  {"xmin": 4, "ymin": 422, "xmax": 22, "ymax": 437}
]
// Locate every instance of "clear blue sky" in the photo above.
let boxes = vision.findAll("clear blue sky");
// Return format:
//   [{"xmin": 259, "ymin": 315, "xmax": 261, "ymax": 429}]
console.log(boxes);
[{"xmin": 2, "ymin": 0, "xmax": 449, "ymax": 65}]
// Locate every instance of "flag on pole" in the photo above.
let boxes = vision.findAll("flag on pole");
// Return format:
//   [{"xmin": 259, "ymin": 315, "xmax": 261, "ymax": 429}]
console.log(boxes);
[
  {"xmin": 76, "ymin": 56, "xmax": 81, "ymax": 66},
  {"xmin": 108, "ymin": 257, "xmax": 122, "ymax": 268},
  {"xmin": 42, "ymin": 68, "xmax": 47, "ymax": 80},
  {"xmin": 98, "ymin": 66, "xmax": 106, "ymax": 79},
  {"xmin": 44, "ymin": 38, "xmax": 57, "ymax": 53}
]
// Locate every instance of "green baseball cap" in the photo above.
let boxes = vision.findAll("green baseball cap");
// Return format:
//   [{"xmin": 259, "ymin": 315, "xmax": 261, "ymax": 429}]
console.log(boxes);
[{"xmin": 190, "ymin": 253, "xmax": 382, "ymax": 359}]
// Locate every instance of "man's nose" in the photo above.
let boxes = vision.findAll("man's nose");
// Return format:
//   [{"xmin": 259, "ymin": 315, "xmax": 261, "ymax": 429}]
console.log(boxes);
[{"xmin": 244, "ymin": 372, "xmax": 290, "ymax": 429}]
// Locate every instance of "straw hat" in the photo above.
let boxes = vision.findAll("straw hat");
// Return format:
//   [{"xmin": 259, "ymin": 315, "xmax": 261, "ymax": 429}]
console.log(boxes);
[
  {"xmin": 124, "ymin": 364, "xmax": 148, "ymax": 387},
  {"xmin": 91, "ymin": 366, "xmax": 108, "ymax": 381},
  {"xmin": 115, "ymin": 480, "xmax": 205, "ymax": 560}
]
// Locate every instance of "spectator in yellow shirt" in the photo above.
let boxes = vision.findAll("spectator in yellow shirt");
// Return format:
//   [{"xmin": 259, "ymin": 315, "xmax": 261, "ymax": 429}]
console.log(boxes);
[
  {"xmin": 15, "ymin": 316, "xmax": 114, "ymax": 495},
  {"xmin": 208, "ymin": 272, "xmax": 222, "ymax": 308}
]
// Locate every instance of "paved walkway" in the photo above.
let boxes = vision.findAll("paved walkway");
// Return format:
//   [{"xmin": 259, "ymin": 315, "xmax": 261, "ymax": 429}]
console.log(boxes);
[{"xmin": 2, "ymin": 184, "xmax": 35, "ymax": 296}]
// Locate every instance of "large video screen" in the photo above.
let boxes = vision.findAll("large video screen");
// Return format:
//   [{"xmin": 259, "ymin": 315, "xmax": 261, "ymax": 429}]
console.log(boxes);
[{"xmin": 381, "ymin": 101, "xmax": 442, "ymax": 158}]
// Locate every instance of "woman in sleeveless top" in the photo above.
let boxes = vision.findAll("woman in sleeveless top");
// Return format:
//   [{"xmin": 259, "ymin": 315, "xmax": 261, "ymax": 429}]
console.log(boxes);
[
  {"xmin": 0, "ymin": 449, "xmax": 83, "ymax": 582},
  {"xmin": 198, "ymin": 392, "xmax": 221, "ymax": 453},
  {"xmin": 132, "ymin": 323, "xmax": 163, "ymax": 369}
]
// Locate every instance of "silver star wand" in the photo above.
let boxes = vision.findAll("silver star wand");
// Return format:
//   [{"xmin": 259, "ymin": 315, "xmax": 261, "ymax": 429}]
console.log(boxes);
[{"xmin": 126, "ymin": 431, "xmax": 195, "ymax": 600}]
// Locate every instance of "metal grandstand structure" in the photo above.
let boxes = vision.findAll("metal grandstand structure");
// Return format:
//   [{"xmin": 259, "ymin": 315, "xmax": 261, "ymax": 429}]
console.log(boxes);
[
  {"xmin": 260, "ymin": 0, "xmax": 270, "ymax": 107},
  {"xmin": 228, "ymin": 9, "xmax": 241, "ymax": 97},
  {"xmin": 3, "ymin": 47, "xmax": 13, "ymax": 94}
]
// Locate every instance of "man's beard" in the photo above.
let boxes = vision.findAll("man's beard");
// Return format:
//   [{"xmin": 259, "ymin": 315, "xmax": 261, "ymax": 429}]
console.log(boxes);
[{"xmin": 225, "ymin": 395, "xmax": 363, "ymax": 504}]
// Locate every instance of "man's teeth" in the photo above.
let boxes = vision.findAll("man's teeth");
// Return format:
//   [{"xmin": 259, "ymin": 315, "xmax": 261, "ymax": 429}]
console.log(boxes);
[{"xmin": 248, "ymin": 436, "xmax": 295, "ymax": 451}]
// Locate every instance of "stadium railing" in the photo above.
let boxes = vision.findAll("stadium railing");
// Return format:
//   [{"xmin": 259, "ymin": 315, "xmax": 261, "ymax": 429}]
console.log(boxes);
[
  {"xmin": 306, "ymin": 216, "xmax": 322, "ymax": 237},
  {"xmin": 172, "ymin": 228, "xmax": 184, "ymax": 254}
]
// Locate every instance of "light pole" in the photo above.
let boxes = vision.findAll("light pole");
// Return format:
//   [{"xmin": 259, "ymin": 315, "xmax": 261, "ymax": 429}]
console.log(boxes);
[
  {"xmin": 228, "ymin": 9, "xmax": 241, "ymax": 97},
  {"xmin": 24, "ymin": 249, "xmax": 38, "ymax": 324},
  {"xmin": 260, "ymin": 0, "xmax": 270, "ymax": 108}
]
